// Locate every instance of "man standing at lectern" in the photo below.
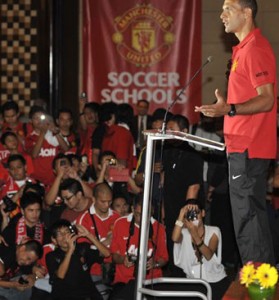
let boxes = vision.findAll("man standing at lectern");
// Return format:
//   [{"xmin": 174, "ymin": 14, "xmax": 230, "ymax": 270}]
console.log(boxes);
[{"xmin": 195, "ymin": 0, "xmax": 276, "ymax": 265}]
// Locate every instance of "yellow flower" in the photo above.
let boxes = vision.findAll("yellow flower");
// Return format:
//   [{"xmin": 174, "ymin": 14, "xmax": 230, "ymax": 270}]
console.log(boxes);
[
  {"xmin": 254, "ymin": 263, "xmax": 278, "ymax": 289},
  {"xmin": 240, "ymin": 263, "xmax": 256, "ymax": 288}
]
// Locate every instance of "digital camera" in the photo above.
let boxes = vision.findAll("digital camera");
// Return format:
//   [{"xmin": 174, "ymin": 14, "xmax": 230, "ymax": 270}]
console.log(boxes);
[
  {"xmin": 69, "ymin": 225, "xmax": 78, "ymax": 235},
  {"xmin": 109, "ymin": 158, "xmax": 117, "ymax": 166},
  {"xmin": 186, "ymin": 209, "xmax": 199, "ymax": 222},
  {"xmin": 127, "ymin": 254, "xmax": 137, "ymax": 263},
  {"xmin": 2, "ymin": 196, "xmax": 17, "ymax": 213}
]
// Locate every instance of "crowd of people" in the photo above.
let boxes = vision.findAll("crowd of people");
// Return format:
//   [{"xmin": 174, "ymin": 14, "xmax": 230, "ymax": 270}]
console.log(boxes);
[
  {"xmin": 0, "ymin": 94, "xmax": 236, "ymax": 300},
  {"xmin": 1, "ymin": 0, "xmax": 279, "ymax": 299}
]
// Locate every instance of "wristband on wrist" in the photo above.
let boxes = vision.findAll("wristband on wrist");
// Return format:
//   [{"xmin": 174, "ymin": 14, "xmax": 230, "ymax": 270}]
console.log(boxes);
[
  {"xmin": 175, "ymin": 220, "xmax": 184, "ymax": 228},
  {"xmin": 196, "ymin": 240, "xmax": 204, "ymax": 248}
]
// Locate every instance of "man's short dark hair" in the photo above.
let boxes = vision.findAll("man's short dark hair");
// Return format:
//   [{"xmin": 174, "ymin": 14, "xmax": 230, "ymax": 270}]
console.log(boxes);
[
  {"xmin": 1, "ymin": 131, "xmax": 18, "ymax": 145},
  {"xmin": 185, "ymin": 198, "xmax": 204, "ymax": 210},
  {"xmin": 59, "ymin": 178, "xmax": 84, "ymax": 196},
  {"xmin": 99, "ymin": 102, "xmax": 118, "ymax": 124},
  {"xmin": 98, "ymin": 151, "xmax": 116, "ymax": 164},
  {"xmin": 151, "ymin": 108, "xmax": 173, "ymax": 123},
  {"xmin": 93, "ymin": 182, "xmax": 113, "ymax": 199},
  {"xmin": 20, "ymin": 191, "xmax": 42, "ymax": 210},
  {"xmin": 137, "ymin": 99, "xmax": 149, "ymax": 107},
  {"xmin": 51, "ymin": 219, "xmax": 72, "ymax": 239},
  {"xmin": 7, "ymin": 154, "xmax": 26, "ymax": 167},
  {"xmin": 22, "ymin": 239, "xmax": 43, "ymax": 259},
  {"xmin": 84, "ymin": 102, "xmax": 100, "ymax": 115},
  {"xmin": 239, "ymin": 0, "xmax": 257, "ymax": 19},
  {"xmin": 117, "ymin": 103, "xmax": 134, "ymax": 125},
  {"xmin": 2, "ymin": 100, "xmax": 19, "ymax": 114},
  {"xmin": 29, "ymin": 106, "xmax": 47, "ymax": 119},
  {"xmin": 56, "ymin": 108, "xmax": 73, "ymax": 119},
  {"xmin": 23, "ymin": 182, "xmax": 45, "ymax": 200},
  {"xmin": 168, "ymin": 114, "xmax": 189, "ymax": 131}
]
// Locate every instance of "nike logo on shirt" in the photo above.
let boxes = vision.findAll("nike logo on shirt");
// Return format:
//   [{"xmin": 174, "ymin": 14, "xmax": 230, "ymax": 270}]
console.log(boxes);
[{"xmin": 232, "ymin": 174, "xmax": 242, "ymax": 180}]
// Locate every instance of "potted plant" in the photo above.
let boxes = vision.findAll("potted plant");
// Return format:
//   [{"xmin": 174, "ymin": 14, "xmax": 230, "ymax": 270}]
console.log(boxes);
[{"xmin": 239, "ymin": 262, "xmax": 278, "ymax": 300}]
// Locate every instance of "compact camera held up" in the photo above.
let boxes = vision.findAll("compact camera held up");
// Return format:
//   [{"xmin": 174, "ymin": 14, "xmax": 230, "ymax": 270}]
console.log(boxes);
[
  {"xmin": 2, "ymin": 196, "xmax": 17, "ymax": 213},
  {"xmin": 69, "ymin": 225, "xmax": 78, "ymax": 235},
  {"xmin": 185, "ymin": 209, "xmax": 199, "ymax": 222},
  {"xmin": 127, "ymin": 254, "xmax": 137, "ymax": 263}
]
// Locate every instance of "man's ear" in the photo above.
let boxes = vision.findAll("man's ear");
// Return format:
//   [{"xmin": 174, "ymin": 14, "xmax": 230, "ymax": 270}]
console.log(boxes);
[
  {"xmin": 243, "ymin": 7, "xmax": 252, "ymax": 21},
  {"xmin": 182, "ymin": 128, "xmax": 188, "ymax": 133}
]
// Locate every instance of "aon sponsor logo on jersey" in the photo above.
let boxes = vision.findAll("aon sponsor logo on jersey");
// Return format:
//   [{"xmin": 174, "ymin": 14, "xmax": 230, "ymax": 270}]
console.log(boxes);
[{"xmin": 39, "ymin": 148, "xmax": 56, "ymax": 157}]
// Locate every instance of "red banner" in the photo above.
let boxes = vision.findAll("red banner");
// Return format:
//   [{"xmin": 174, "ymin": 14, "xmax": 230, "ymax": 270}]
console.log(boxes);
[{"xmin": 83, "ymin": 0, "xmax": 201, "ymax": 124}]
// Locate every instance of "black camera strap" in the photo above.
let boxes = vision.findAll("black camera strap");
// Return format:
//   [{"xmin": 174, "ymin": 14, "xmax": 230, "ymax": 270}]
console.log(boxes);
[{"xmin": 88, "ymin": 209, "xmax": 100, "ymax": 241}]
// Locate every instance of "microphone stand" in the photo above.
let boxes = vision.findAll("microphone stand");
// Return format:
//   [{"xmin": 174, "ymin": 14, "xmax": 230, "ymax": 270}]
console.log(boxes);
[{"xmin": 161, "ymin": 56, "xmax": 213, "ymax": 134}]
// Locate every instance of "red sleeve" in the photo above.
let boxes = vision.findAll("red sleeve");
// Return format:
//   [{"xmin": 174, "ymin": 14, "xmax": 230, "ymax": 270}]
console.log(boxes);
[
  {"xmin": 0, "ymin": 163, "xmax": 8, "ymax": 184},
  {"xmin": 24, "ymin": 154, "xmax": 35, "ymax": 176},
  {"xmin": 154, "ymin": 223, "xmax": 169, "ymax": 262},
  {"xmin": 24, "ymin": 134, "xmax": 36, "ymax": 153},
  {"xmin": 37, "ymin": 244, "xmax": 55, "ymax": 272},
  {"xmin": 110, "ymin": 219, "xmax": 122, "ymax": 255}
]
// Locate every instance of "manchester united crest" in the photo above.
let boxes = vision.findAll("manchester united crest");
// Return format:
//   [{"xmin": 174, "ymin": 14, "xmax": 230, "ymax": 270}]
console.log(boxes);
[{"xmin": 112, "ymin": 4, "xmax": 175, "ymax": 67}]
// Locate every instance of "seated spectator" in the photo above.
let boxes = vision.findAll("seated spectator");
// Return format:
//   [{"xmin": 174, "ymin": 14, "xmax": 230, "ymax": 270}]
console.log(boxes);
[
  {"xmin": 1, "ymin": 191, "xmax": 47, "ymax": 246},
  {"xmin": 0, "ymin": 154, "xmax": 37, "ymax": 226},
  {"xmin": 109, "ymin": 195, "xmax": 168, "ymax": 300},
  {"xmin": 91, "ymin": 102, "xmax": 118, "ymax": 174},
  {"xmin": 99, "ymin": 103, "xmax": 136, "ymax": 174},
  {"xmin": 75, "ymin": 182, "xmax": 119, "ymax": 298},
  {"xmin": 1, "ymin": 100, "xmax": 28, "ymax": 147},
  {"xmin": 0, "ymin": 239, "xmax": 43, "ymax": 300},
  {"xmin": 25, "ymin": 106, "xmax": 68, "ymax": 186},
  {"xmin": 58, "ymin": 178, "xmax": 93, "ymax": 224},
  {"xmin": 79, "ymin": 100, "xmax": 100, "ymax": 166},
  {"xmin": 132, "ymin": 99, "xmax": 152, "ymax": 157},
  {"xmin": 67, "ymin": 153, "xmax": 96, "ymax": 185},
  {"xmin": 45, "ymin": 154, "xmax": 93, "ymax": 205},
  {"xmin": 55, "ymin": 108, "xmax": 79, "ymax": 155},
  {"xmin": 0, "ymin": 131, "xmax": 34, "ymax": 175},
  {"xmin": 172, "ymin": 199, "xmax": 230, "ymax": 300},
  {"xmin": 96, "ymin": 151, "xmax": 141, "ymax": 201},
  {"xmin": 111, "ymin": 195, "xmax": 130, "ymax": 217},
  {"xmin": 46, "ymin": 219, "xmax": 109, "ymax": 300}
]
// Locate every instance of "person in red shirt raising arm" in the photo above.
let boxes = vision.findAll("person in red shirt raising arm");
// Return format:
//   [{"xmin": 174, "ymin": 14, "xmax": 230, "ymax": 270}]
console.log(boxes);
[
  {"xmin": 195, "ymin": 0, "xmax": 277, "ymax": 265},
  {"xmin": 25, "ymin": 106, "xmax": 68, "ymax": 186}
]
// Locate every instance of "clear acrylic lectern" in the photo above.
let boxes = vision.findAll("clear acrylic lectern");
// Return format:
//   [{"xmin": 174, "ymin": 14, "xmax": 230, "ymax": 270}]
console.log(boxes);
[{"xmin": 135, "ymin": 129, "xmax": 225, "ymax": 300}]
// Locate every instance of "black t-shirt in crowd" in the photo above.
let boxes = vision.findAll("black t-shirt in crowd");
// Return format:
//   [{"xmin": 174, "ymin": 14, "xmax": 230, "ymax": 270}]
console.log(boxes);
[
  {"xmin": 46, "ymin": 242, "xmax": 103, "ymax": 300},
  {"xmin": 163, "ymin": 142, "xmax": 203, "ymax": 227}
]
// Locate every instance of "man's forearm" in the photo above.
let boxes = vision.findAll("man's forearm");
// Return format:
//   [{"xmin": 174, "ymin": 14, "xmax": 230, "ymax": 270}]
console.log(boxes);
[{"xmin": 56, "ymin": 251, "xmax": 72, "ymax": 279}]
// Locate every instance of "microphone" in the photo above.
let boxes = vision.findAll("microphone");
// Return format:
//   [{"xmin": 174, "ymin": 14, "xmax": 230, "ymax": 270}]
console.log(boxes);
[{"xmin": 161, "ymin": 56, "xmax": 213, "ymax": 134}]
